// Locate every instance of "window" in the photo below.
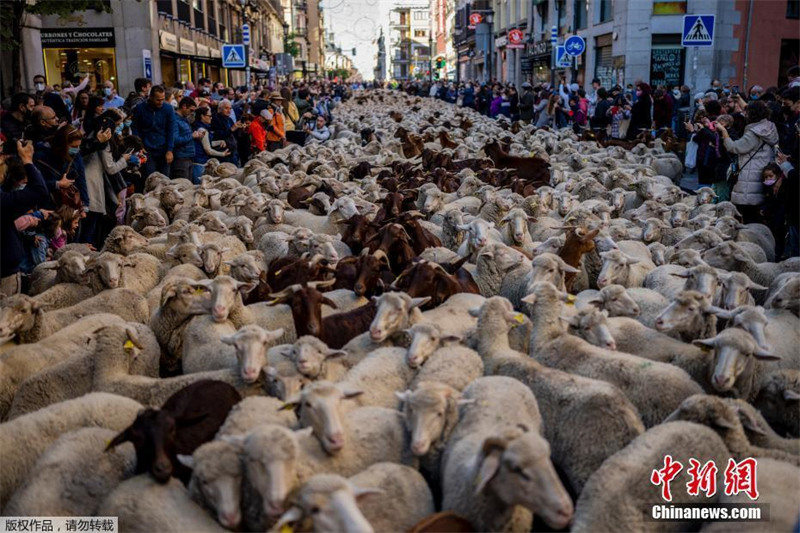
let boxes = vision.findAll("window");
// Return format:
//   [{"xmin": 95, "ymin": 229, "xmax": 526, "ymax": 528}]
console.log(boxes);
[
  {"xmin": 193, "ymin": 0, "xmax": 204, "ymax": 30},
  {"xmin": 599, "ymin": 0, "xmax": 611, "ymax": 22},
  {"xmin": 653, "ymin": 1, "xmax": 686, "ymax": 15},
  {"xmin": 177, "ymin": 0, "xmax": 191, "ymax": 23},
  {"xmin": 788, "ymin": 0, "xmax": 800, "ymax": 19},
  {"xmin": 414, "ymin": 29, "xmax": 427, "ymax": 37},
  {"xmin": 207, "ymin": 0, "xmax": 217, "ymax": 36},
  {"xmin": 650, "ymin": 34, "xmax": 685, "ymax": 88},
  {"xmin": 574, "ymin": 0, "xmax": 587, "ymax": 29},
  {"xmin": 157, "ymin": 0, "xmax": 172, "ymax": 15},
  {"xmin": 778, "ymin": 39, "xmax": 799, "ymax": 85},
  {"xmin": 537, "ymin": 1, "xmax": 548, "ymax": 33},
  {"xmin": 557, "ymin": 0, "xmax": 566, "ymax": 31}
]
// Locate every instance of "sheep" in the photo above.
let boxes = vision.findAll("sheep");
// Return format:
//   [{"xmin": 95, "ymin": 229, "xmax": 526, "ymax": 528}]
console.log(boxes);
[
  {"xmin": 644, "ymin": 263, "xmax": 720, "ymax": 301},
  {"xmin": 145, "ymin": 262, "xmax": 207, "ymax": 314},
  {"xmin": 654, "ymin": 290, "xmax": 717, "ymax": 342},
  {"xmin": 5, "ymin": 427, "xmax": 135, "ymax": 516},
  {"xmin": 441, "ymin": 376, "xmax": 574, "ymax": 531},
  {"xmin": 215, "ymin": 396, "xmax": 297, "ymax": 437},
  {"xmin": 456, "ymin": 218, "xmax": 503, "ymax": 259},
  {"xmin": 664, "ymin": 394, "xmax": 800, "ymax": 466},
  {"xmin": 28, "ymin": 250, "xmax": 90, "ymax": 296},
  {"xmin": 5, "ymin": 322, "xmax": 160, "ymax": 419},
  {"xmin": 499, "ymin": 252, "xmax": 579, "ymax": 309},
  {"xmin": 765, "ymin": 273, "xmax": 800, "ymax": 316},
  {"xmin": 722, "ymin": 397, "xmax": 800, "ymax": 455},
  {"xmin": 572, "ymin": 422, "xmax": 731, "ymax": 532},
  {"xmin": 0, "ymin": 392, "xmax": 143, "ymax": 506},
  {"xmin": 269, "ymin": 335, "xmax": 350, "ymax": 382},
  {"xmin": 711, "ymin": 305, "xmax": 800, "ymax": 370},
  {"xmin": 596, "ymin": 247, "xmax": 656, "ymax": 288},
  {"xmin": 753, "ymin": 369, "xmax": 800, "ymax": 437},
  {"xmin": 0, "ymin": 289, "xmax": 148, "ymax": 344},
  {"xmin": 702, "ymin": 241, "xmax": 800, "ymax": 288},
  {"xmin": 497, "ymin": 208, "xmax": 536, "ymax": 253},
  {"xmin": 0, "ymin": 313, "xmax": 126, "ymax": 419},
  {"xmin": 334, "ymin": 347, "xmax": 414, "ymax": 411},
  {"xmin": 716, "ymin": 271, "xmax": 767, "ymax": 309},
  {"xmin": 102, "ymin": 225, "xmax": 150, "ymax": 255},
  {"xmin": 573, "ymin": 284, "xmax": 642, "ymax": 317},
  {"xmin": 403, "ymin": 323, "xmax": 484, "ymax": 391},
  {"xmin": 27, "ymin": 282, "xmax": 94, "ymax": 313},
  {"xmin": 97, "ymin": 475, "xmax": 226, "ymax": 532},
  {"xmin": 523, "ymin": 282, "xmax": 703, "ymax": 427}
]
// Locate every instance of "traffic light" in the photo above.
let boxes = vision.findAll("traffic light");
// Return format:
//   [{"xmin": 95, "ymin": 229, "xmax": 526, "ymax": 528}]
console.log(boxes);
[{"xmin": 436, "ymin": 57, "xmax": 446, "ymax": 69}]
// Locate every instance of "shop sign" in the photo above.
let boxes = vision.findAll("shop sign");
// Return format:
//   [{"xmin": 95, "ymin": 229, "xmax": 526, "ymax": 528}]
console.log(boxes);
[
  {"xmin": 530, "ymin": 40, "xmax": 550, "ymax": 56},
  {"xmin": 41, "ymin": 28, "xmax": 115, "ymax": 48},
  {"xmin": 180, "ymin": 38, "xmax": 196, "ymax": 55},
  {"xmin": 468, "ymin": 12, "xmax": 482, "ymax": 29},
  {"xmin": 508, "ymin": 29, "xmax": 525, "ymax": 49},
  {"xmin": 160, "ymin": 31, "xmax": 178, "ymax": 52},
  {"xmin": 495, "ymin": 35, "xmax": 507, "ymax": 48},
  {"xmin": 197, "ymin": 43, "xmax": 210, "ymax": 57},
  {"xmin": 211, "ymin": 48, "xmax": 221, "ymax": 58}
]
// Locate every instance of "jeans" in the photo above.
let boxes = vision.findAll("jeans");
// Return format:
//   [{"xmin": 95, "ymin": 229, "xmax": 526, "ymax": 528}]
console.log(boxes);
[
  {"xmin": 141, "ymin": 153, "xmax": 170, "ymax": 180},
  {"xmin": 78, "ymin": 211, "xmax": 103, "ymax": 247},
  {"xmin": 786, "ymin": 225, "xmax": 799, "ymax": 259},
  {"xmin": 20, "ymin": 234, "xmax": 48, "ymax": 273},
  {"xmin": 171, "ymin": 158, "xmax": 193, "ymax": 181},
  {"xmin": 192, "ymin": 163, "xmax": 205, "ymax": 184}
]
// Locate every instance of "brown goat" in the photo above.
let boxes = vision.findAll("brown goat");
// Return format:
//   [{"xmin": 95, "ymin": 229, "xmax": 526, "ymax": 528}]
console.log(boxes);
[
  {"xmin": 483, "ymin": 140, "xmax": 550, "ymax": 186},
  {"xmin": 391, "ymin": 259, "xmax": 479, "ymax": 309},
  {"xmin": 106, "ymin": 380, "xmax": 241, "ymax": 485},
  {"xmin": 332, "ymin": 249, "xmax": 394, "ymax": 297},
  {"xmin": 398, "ymin": 211, "xmax": 443, "ymax": 254},
  {"xmin": 338, "ymin": 214, "xmax": 379, "ymax": 255},
  {"xmin": 557, "ymin": 226, "xmax": 600, "ymax": 292},
  {"xmin": 363, "ymin": 223, "xmax": 417, "ymax": 275},
  {"xmin": 266, "ymin": 254, "xmax": 334, "ymax": 293},
  {"xmin": 438, "ymin": 130, "xmax": 459, "ymax": 149}
]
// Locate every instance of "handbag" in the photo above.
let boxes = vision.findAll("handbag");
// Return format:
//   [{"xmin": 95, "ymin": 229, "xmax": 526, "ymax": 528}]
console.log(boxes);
[
  {"xmin": 38, "ymin": 158, "xmax": 83, "ymax": 211},
  {"xmin": 684, "ymin": 134, "xmax": 698, "ymax": 169},
  {"xmin": 726, "ymin": 140, "xmax": 765, "ymax": 189}
]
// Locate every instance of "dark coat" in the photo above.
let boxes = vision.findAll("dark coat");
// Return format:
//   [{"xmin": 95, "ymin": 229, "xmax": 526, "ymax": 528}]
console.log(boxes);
[{"xmin": 1, "ymin": 164, "xmax": 50, "ymax": 276}]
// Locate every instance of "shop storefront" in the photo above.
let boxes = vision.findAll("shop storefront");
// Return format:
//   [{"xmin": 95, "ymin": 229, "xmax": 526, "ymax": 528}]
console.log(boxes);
[
  {"xmin": 528, "ymin": 41, "xmax": 551, "ymax": 85},
  {"xmin": 160, "ymin": 29, "xmax": 227, "ymax": 87},
  {"xmin": 650, "ymin": 34, "xmax": 685, "ymax": 88},
  {"xmin": 594, "ymin": 33, "xmax": 614, "ymax": 88},
  {"xmin": 41, "ymin": 28, "xmax": 117, "ymax": 90}
]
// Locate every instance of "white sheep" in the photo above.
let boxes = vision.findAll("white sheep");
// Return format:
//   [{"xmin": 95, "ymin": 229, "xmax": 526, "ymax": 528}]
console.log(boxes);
[{"xmin": 403, "ymin": 323, "xmax": 484, "ymax": 391}]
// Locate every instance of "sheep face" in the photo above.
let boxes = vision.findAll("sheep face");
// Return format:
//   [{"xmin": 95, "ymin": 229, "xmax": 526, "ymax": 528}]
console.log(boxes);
[
  {"xmin": 166, "ymin": 243, "xmax": 204, "ymax": 269},
  {"xmin": 266, "ymin": 200, "xmax": 287, "ymax": 224},
  {"xmin": 701, "ymin": 242, "xmax": 750, "ymax": 271},
  {"xmin": 159, "ymin": 279, "xmax": 211, "ymax": 315},
  {"xmin": 200, "ymin": 244, "xmax": 227, "ymax": 276},
  {"xmin": 197, "ymin": 213, "xmax": 228, "ymax": 233},
  {"xmin": 714, "ymin": 216, "xmax": 743, "ymax": 240},
  {"xmin": 397, "ymin": 383, "xmax": 463, "ymax": 456},
  {"xmin": 221, "ymin": 326, "xmax": 284, "ymax": 383},
  {"xmin": 718, "ymin": 273, "xmax": 765, "ymax": 310},
  {"xmin": 241, "ymin": 426, "xmax": 300, "ymax": 519},
  {"xmin": 684, "ymin": 215, "xmax": 713, "ymax": 232},
  {"xmin": 727, "ymin": 307, "xmax": 770, "ymax": 351},
  {"xmin": 500, "ymin": 209, "xmax": 533, "ymax": 245},
  {"xmin": 0, "ymin": 294, "xmax": 40, "ymax": 342},
  {"xmin": 568, "ymin": 308, "xmax": 616, "ymax": 350},
  {"xmin": 57, "ymin": 251, "xmax": 89, "ymax": 282},
  {"xmin": 369, "ymin": 292, "xmax": 429, "ymax": 343},
  {"xmin": 309, "ymin": 236, "xmax": 340, "ymax": 265},
  {"xmin": 282, "ymin": 382, "xmax": 363, "ymax": 454},
  {"xmin": 648, "ymin": 243, "xmax": 667, "ymax": 266},
  {"xmin": 264, "ymin": 367, "xmax": 308, "ymax": 401},
  {"xmin": 104, "ymin": 226, "xmax": 148, "ymax": 255},
  {"xmin": 754, "ymin": 370, "xmax": 800, "ymax": 437},
  {"xmin": 663, "ymin": 394, "xmax": 741, "ymax": 434},
  {"xmin": 696, "ymin": 187, "xmax": 717, "ymax": 205},
  {"xmin": 226, "ymin": 254, "xmax": 264, "ymax": 284},
  {"xmin": 669, "ymin": 249, "xmax": 705, "ymax": 268},
  {"xmin": 229, "ymin": 217, "xmax": 254, "ymax": 244},
  {"xmin": 766, "ymin": 277, "xmax": 800, "ymax": 315},
  {"xmin": 404, "ymin": 324, "xmax": 460, "ymax": 368},
  {"xmin": 179, "ymin": 441, "xmax": 243, "ymax": 529},
  {"xmin": 654, "ymin": 291, "xmax": 709, "ymax": 334},
  {"xmin": 87, "ymin": 252, "xmax": 128, "ymax": 289},
  {"xmin": 693, "ymin": 328, "xmax": 778, "ymax": 392},
  {"xmin": 107, "ymin": 408, "xmax": 178, "ymax": 483},
  {"xmin": 198, "ymin": 276, "xmax": 254, "ymax": 323},
  {"xmin": 669, "ymin": 205, "xmax": 691, "ymax": 228},
  {"xmin": 275, "ymin": 475, "xmax": 376, "ymax": 533},
  {"xmin": 477, "ymin": 430, "xmax": 574, "ymax": 530},
  {"xmin": 590, "ymin": 286, "xmax": 639, "ymax": 317},
  {"xmin": 530, "ymin": 253, "xmax": 578, "ymax": 292},
  {"xmin": 641, "ymin": 218, "xmax": 666, "ymax": 244},
  {"xmin": 288, "ymin": 336, "xmax": 346, "ymax": 378},
  {"xmin": 597, "ymin": 250, "xmax": 639, "ymax": 288},
  {"xmin": 673, "ymin": 265, "xmax": 719, "ymax": 300}
]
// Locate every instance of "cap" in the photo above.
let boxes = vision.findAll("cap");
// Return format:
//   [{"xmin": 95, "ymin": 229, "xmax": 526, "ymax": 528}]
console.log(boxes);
[
  {"xmin": 521, "ymin": 82, "xmax": 532, "ymax": 89},
  {"xmin": 269, "ymin": 91, "xmax": 284, "ymax": 100},
  {"xmin": 569, "ymin": 83, "xmax": 579, "ymax": 92}
]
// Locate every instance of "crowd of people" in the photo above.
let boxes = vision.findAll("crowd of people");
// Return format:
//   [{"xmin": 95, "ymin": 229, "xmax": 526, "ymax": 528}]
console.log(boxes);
[
  {"xmin": 395, "ymin": 67, "xmax": 800, "ymax": 260},
  {"xmin": 0, "ymin": 75, "xmax": 354, "ymax": 294}
]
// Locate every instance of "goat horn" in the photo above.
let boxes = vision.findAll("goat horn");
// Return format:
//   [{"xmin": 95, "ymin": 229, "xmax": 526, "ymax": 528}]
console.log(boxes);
[{"xmin": 307, "ymin": 279, "xmax": 336, "ymax": 290}]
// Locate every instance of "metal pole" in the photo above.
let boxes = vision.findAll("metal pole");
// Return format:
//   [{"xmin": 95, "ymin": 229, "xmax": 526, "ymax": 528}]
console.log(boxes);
[
  {"xmin": 550, "ymin": 24, "xmax": 557, "ymax": 88},
  {"xmin": 742, "ymin": 0, "xmax": 754, "ymax": 90},
  {"xmin": 487, "ymin": 12, "xmax": 493, "ymax": 84}
]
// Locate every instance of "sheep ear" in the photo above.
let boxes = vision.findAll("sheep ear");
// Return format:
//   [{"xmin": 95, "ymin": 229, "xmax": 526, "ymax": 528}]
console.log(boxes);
[
  {"xmin": 175, "ymin": 454, "xmax": 195, "ymax": 469},
  {"xmin": 160, "ymin": 285, "xmax": 179, "ymax": 308},
  {"xmin": 457, "ymin": 398, "xmax": 476, "ymax": 406},
  {"xmin": 395, "ymin": 389, "xmax": 411, "ymax": 404},
  {"xmin": 585, "ymin": 296, "xmax": 603, "ymax": 307},
  {"xmin": 783, "ymin": 390, "xmax": 800, "ymax": 401},
  {"xmin": 468, "ymin": 306, "xmax": 481, "ymax": 317},
  {"xmin": 341, "ymin": 389, "xmax": 364, "ymax": 400},
  {"xmin": 105, "ymin": 428, "xmax": 131, "ymax": 451},
  {"xmin": 520, "ymin": 294, "xmax": 536, "ymax": 305},
  {"xmin": 273, "ymin": 507, "xmax": 303, "ymax": 531},
  {"xmin": 325, "ymin": 348, "xmax": 347, "ymax": 359},
  {"xmin": 671, "ymin": 270, "xmax": 690, "ymax": 279},
  {"xmin": 707, "ymin": 306, "xmax": 733, "ymax": 320},
  {"xmin": 735, "ymin": 408, "xmax": 767, "ymax": 435},
  {"xmin": 474, "ymin": 444, "xmax": 503, "ymax": 495},
  {"xmin": 753, "ymin": 348, "xmax": 780, "ymax": 361},
  {"xmin": 733, "ymin": 252, "xmax": 750, "ymax": 263},
  {"xmin": 712, "ymin": 416, "xmax": 738, "ymax": 430},
  {"xmin": 278, "ymin": 393, "xmax": 302, "ymax": 411},
  {"xmin": 692, "ymin": 338, "xmax": 717, "ymax": 351},
  {"xmin": 625, "ymin": 256, "xmax": 641, "ymax": 265},
  {"xmin": 410, "ymin": 297, "xmax": 430, "ymax": 309},
  {"xmin": 220, "ymin": 334, "xmax": 236, "ymax": 346},
  {"xmin": 262, "ymin": 328, "xmax": 285, "ymax": 343},
  {"xmin": 352, "ymin": 486, "xmax": 383, "ymax": 501},
  {"xmin": 441, "ymin": 334, "xmax": 462, "ymax": 345},
  {"xmin": 747, "ymin": 280, "xmax": 768, "ymax": 291}
]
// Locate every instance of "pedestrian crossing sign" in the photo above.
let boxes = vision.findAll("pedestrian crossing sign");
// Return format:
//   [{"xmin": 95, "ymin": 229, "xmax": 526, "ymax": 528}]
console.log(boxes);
[
  {"xmin": 222, "ymin": 44, "xmax": 246, "ymax": 68},
  {"xmin": 682, "ymin": 15, "xmax": 715, "ymax": 47},
  {"xmin": 555, "ymin": 45, "xmax": 572, "ymax": 68}
]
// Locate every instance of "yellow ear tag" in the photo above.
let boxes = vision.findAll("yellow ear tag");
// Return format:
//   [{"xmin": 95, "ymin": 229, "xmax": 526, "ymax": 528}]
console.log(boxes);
[
  {"xmin": 123, "ymin": 340, "xmax": 135, "ymax": 349},
  {"xmin": 268, "ymin": 298, "xmax": 281, "ymax": 305},
  {"xmin": 565, "ymin": 295, "xmax": 576, "ymax": 306},
  {"xmin": 274, "ymin": 269, "xmax": 283, "ymax": 276},
  {"xmin": 513, "ymin": 313, "xmax": 525, "ymax": 324},
  {"xmin": 280, "ymin": 524, "xmax": 294, "ymax": 533},
  {"xmin": 699, "ymin": 345, "xmax": 712, "ymax": 353},
  {"xmin": 278, "ymin": 403, "xmax": 296, "ymax": 411},
  {"xmin": 194, "ymin": 287, "xmax": 206, "ymax": 295}
]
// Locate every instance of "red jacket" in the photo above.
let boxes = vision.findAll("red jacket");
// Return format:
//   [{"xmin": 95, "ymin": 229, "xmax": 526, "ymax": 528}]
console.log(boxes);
[{"xmin": 248, "ymin": 120, "xmax": 267, "ymax": 152}]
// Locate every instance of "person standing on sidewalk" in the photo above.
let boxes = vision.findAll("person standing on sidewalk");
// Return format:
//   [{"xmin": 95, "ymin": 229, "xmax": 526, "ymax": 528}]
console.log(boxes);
[
  {"xmin": 171, "ymin": 97, "xmax": 204, "ymax": 181},
  {"xmin": 131, "ymin": 85, "xmax": 175, "ymax": 178}
]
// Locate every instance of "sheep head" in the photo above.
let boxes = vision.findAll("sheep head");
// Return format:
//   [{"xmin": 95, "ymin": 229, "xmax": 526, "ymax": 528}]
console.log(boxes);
[{"xmin": 395, "ymin": 381, "xmax": 470, "ymax": 456}]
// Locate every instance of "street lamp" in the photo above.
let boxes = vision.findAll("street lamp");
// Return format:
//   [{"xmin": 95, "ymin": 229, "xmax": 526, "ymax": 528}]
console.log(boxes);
[
  {"xmin": 486, "ymin": 11, "xmax": 493, "ymax": 84},
  {"xmin": 429, "ymin": 32, "xmax": 433, "ymax": 83},
  {"xmin": 239, "ymin": 0, "xmax": 251, "ymax": 90}
]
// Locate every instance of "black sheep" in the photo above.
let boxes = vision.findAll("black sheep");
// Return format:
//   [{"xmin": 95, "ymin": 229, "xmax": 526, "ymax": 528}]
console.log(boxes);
[{"xmin": 106, "ymin": 380, "xmax": 241, "ymax": 484}]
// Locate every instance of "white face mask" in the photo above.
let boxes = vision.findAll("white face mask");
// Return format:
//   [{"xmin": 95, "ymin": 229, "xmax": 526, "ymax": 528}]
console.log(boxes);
[
  {"xmin": 170, "ymin": 99, "xmax": 178, "ymax": 108},
  {"xmin": 35, "ymin": 83, "xmax": 45, "ymax": 91},
  {"xmin": 672, "ymin": 89, "xmax": 681, "ymax": 98}
]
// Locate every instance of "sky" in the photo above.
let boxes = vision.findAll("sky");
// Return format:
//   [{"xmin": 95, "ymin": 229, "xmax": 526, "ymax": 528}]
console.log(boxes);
[{"xmin": 322, "ymin": 0, "xmax": 391, "ymax": 79}]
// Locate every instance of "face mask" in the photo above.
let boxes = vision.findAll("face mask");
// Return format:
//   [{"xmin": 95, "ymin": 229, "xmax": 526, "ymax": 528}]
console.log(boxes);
[
  {"xmin": 763, "ymin": 177, "xmax": 777, "ymax": 186},
  {"xmin": 170, "ymin": 99, "xmax": 178, "ymax": 108},
  {"xmin": 115, "ymin": 124, "xmax": 124, "ymax": 135},
  {"xmin": 35, "ymin": 83, "xmax": 45, "ymax": 91},
  {"xmin": 123, "ymin": 120, "xmax": 132, "ymax": 127},
  {"xmin": 63, "ymin": 96, "xmax": 72, "ymax": 106},
  {"xmin": 672, "ymin": 89, "xmax": 681, "ymax": 98},
  {"xmin": 104, "ymin": 87, "xmax": 112, "ymax": 96},
  {"xmin": 129, "ymin": 154, "xmax": 140, "ymax": 165},
  {"xmin": 750, "ymin": 94, "xmax": 759, "ymax": 100},
  {"xmin": 15, "ymin": 184, "xmax": 26, "ymax": 191},
  {"xmin": 68, "ymin": 147, "xmax": 80, "ymax": 156}
]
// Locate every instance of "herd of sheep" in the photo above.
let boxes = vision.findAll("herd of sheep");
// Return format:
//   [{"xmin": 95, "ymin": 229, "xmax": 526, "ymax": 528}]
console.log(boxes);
[{"xmin": 0, "ymin": 90, "xmax": 798, "ymax": 532}]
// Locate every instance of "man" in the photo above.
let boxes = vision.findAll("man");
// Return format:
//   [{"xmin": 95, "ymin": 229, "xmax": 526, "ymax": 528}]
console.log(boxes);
[
  {"xmin": 32, "ymin": 74, "xmax": 47, "ymax": 102},
  {"xmin": 102, "ymin": 80, "xmax": 125, "ymax": 110},
  {"xmin": 192, "ymin": 77, "xmax": 211, "ymax": 98},
  {"xmin": 2, "ymin": 93, "xmax": 35, "ymax": 144},
  {"xmin": 211, "ymin": 82, "xmax": 225, "ymax": 102},
  {"xmin": 125, "ymin": 78, "xmax": 152, "ymax": 111},
  {"xmin": 305, "ymin": 114, "xmax": 330, "ymax": 143},
  {"xmin": 171, "ymin": 96, "xmax": 204, "ymax": 180},
  {"xmin": 210, "ymin": 99, "xmax": 242, "ymax": 164},
  {"xmin": 519, "ymin": 82, "xmax": 535, "ymax": 123},
  {"xmin": 587, "ymin": 78, "xmax": 602, "ymax": 117},
  {"xmin": 248, "ymin": 108, "xmax": 270, "ymax": 153},
  {"xmin": 131, "ymin": 85, "xmax": 175, "ymax": 178},
  {"xmin": 265, "ymin": 92, "xmax": 287, "ymax": 151},
  {"xmin": 27, "ymin": 105, "xmax": 60, "ymax": 143}
]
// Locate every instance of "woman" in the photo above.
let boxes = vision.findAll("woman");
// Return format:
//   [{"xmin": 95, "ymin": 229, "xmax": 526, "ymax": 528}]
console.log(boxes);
[
  {"xmin": 81, "ymin": 95, "xmax": 105, "ymax": 135},
  {"xmin": 71, "ymin": 90, "xmax": 90, "ymax": 127},
  {"xmin": 535, "ymin": 94, "xmax": 561, "ymax": 128},
  {"xmin": 627, "ymin": 82, "xmax": 653, "ymax": 140},
  {"xmin": 608, "ymin": 94, "xmax": 632, "ymax": 139},
  {"xmin": 282, "ymin": 87, "xmax": 299, "ymax": 131},
  {"xmin": 34, "ymin": 124, "xmax": 88, "ymax": 212},
  {"xmin": 759, "ymin": 163, "xmax": 791, "ymax": 259},
  {"xmin": 192, "ymin": 106, "xmax": 229, "ymax": 182},
  {"xmin": 507, "ymin": 86, "xmax": 519, "ymax": 121},
  {"xmin": 489, "ymin": 90, "xmax": 502, "ymax": 118},
  {"xmin": 685, "ymin": 101, "xmax": 724, "ymax": 187},
  {"xmin": 79, "ymin": 109, "xmax": 131, "ymax": 246},
  {"xmin": 716, "ymin": 100, "xmax": 779, "ymax": 223}
]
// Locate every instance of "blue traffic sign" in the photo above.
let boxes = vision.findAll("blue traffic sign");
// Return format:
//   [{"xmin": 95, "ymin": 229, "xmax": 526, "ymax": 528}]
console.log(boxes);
[
  {"xmin": 222, "ymin": 44, "xmax": 246, "ymax": 68},
  {"xmin": 555, "ymin": 45, "xmax": 572, "ymax": 68},
  {"xmin": 550, "ymin": 26, "xmax": 558, "ymax": 44},
  {"xmin": 242, "ymin": 23, "xmax": 251, "ymax": 46},
  {"xmin": 564, "ymin": 35, "xmax": 586, "ymax": 56},
  {"xmin": 682, "ymin": 15, "xmax": 715, "ymax": 47}
]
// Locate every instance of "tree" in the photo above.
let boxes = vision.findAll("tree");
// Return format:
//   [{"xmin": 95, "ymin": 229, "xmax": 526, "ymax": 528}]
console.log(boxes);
[
  {"xmin": 0, "ymin": 0, "xmax": 111, "ymax": 93},
  {"xmin": 283, "ymin": 32, "xmax": 301, "ymax": 58}
]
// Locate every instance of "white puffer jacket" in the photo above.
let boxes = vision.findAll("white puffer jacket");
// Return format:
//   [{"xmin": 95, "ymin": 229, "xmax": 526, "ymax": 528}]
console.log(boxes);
[{"xmin": 724, "ymin": 118, "xmax": 778, "ymax": 206}]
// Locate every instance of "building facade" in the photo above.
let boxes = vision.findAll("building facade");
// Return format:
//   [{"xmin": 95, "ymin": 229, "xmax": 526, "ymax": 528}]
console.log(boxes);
[
  {"xmin": 19, "ymin": 0, "xmax": 286, "ymax": 96},
  {"xmin": 431, "ymin": 0, "xmax": 456, "ymax": 80},
  {"xmin": 388, "ymin": 1, "xmax": 432, "ymax": 80}
]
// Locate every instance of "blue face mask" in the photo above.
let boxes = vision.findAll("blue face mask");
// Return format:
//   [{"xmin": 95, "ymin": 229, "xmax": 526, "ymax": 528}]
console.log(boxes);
[
  {"xmin": 129, "ymin": 154, "xmax": 140, "ymax": 165},
  {"xmin": 104, "ymin": 87, "xmax": 112, "ymax": 96},
  {"xmin": 14, "ymin": 184, "xmax": 26, "ymax": 191},
  {"xmin": 68, "ymin": 147, "xmax": 80, "ymax": 156},
  {"xmin": 115, "ymin": 124, "xmax": 124, "ymax": 135},
  {"xmin": 123, "ymin": 120, "xmax": 132, "ymax": 128}
]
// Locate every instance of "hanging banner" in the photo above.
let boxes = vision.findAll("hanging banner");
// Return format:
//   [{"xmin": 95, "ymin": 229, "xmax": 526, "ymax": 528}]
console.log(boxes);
[
  {"xmin": 508, "ymin": 29, "xmax": 525, "ymax": 49},
  {"xmin": 468, "ymin": 12, "xmax": 482, "ymax": 29}
]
